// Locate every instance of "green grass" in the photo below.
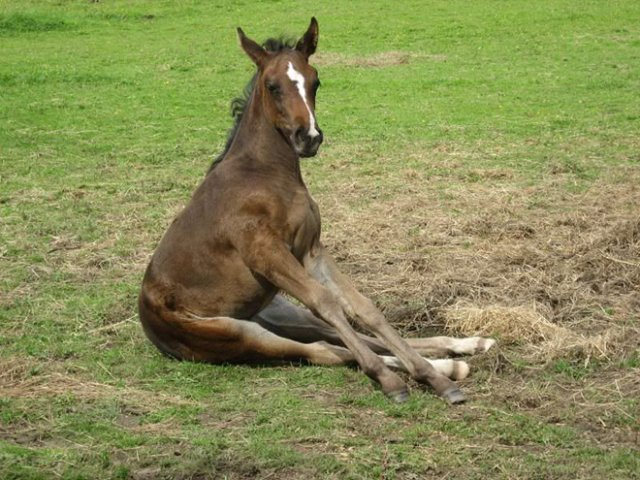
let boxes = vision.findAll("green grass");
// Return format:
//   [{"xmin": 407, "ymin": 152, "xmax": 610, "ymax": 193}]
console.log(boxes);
[{"xmin": 1, "ymin": 1, "xmax": 639, "ymax": 479}]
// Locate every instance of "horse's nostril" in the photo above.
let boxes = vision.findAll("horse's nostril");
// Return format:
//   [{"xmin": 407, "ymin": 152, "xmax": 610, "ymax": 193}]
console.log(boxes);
[{"xmin": 295, "ymin": 127, "xmax": 305, "ymax": 141}]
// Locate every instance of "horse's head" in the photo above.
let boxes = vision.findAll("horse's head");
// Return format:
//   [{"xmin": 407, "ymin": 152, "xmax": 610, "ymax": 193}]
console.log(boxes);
[{"xmin": 237, "ymin": 18, "xmax": 323, "ymax": 158}]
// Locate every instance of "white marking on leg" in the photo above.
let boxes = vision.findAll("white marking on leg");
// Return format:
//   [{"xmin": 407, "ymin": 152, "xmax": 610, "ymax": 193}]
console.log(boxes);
[
  {"xmin": 478, "ymin": 338, "xmax": 496, "ymax": 353},
  {"xmin": 450, "ymin": 337, "xmax": 497, "ymax": 355},
  {"xmin": 380, "ymin": 355, "xmax": 404, "ymax": 369},
  {"xmin": 286, "ymin": 61, "xmax": 320, "ymax": 138},
  {"xmin": 379, "ymin": 355, "xmax": 470, "ymax": 380},
  {"xmin": 429, "ymin": 359, "xmax": 470, "ymax": 380}
]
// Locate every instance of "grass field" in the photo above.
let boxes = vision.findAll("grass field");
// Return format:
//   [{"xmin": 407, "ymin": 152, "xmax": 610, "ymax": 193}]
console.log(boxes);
[{"xmin": 1, "ymin": 1, "xmax": 639, "ymax": 478}]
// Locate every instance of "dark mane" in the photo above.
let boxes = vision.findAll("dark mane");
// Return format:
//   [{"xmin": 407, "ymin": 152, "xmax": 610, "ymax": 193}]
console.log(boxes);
[{"xmin": 208, "ymin": 37, "xmax": 297, "ymax": 172}]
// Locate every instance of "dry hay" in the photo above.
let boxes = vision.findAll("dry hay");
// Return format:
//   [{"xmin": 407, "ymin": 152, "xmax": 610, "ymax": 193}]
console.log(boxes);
[
  {"xmin": 443, "ymin": 304, "xmax": 615, "ymax": 362},
  {"xmin": 318, "ymin": 167, "xmax": 640, "ymax": 363}
]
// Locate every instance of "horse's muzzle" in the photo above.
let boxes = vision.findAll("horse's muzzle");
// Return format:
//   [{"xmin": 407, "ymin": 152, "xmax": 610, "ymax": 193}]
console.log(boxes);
[{"xmin": 294, "ymin": 127, "xmax": 323, "ymax": 158}]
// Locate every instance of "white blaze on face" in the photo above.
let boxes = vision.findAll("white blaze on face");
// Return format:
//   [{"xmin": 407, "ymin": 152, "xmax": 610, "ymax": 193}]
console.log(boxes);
[{"xmin": 286, "ymin": 61, "xmax": 320, "ymax": 138}]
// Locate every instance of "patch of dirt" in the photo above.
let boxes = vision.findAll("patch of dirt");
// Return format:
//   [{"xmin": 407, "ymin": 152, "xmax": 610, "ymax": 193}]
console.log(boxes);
[
  {"xmin": 489, "ymin": 366, "xmax": 640, "ymax": 447},
  {"xmin": 314, "ymin": 51, "xmax": 446, "ymax": 68},
  {"xmin": 0, "ymin": 356, "xmax": 197, "ymax": 408},
  {"xmin": 0, "ymin": 423, "xmax": 54, "ymax": 447}
]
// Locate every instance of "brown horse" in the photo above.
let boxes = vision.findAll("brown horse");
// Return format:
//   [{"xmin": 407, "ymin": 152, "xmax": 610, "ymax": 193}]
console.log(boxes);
[{"xmin": 138, "ymin": 18, "xmax": 495, "ymax": 404}]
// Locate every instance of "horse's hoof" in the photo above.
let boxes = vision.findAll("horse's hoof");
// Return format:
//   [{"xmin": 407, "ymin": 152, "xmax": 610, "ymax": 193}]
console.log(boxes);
[
  {"xmin": 479, "ymin": 338, "xmax": 497, "ymax": 353},
  {"xmin": 452, "ymin": 360, "xmax": 470, "ymax": 380},
  {"xmin": 442, "ymin": 387, "xmax": 466, "ymax": 405},
  {"xmin": 388, "ymin": 389, "xmax": 410, "ymax": 403}
]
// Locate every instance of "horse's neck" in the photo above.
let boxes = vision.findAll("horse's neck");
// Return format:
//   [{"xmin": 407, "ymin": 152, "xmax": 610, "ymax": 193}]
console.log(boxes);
[{"xmin": 227, "ymin": 94, "xmax": 302, "ymax": 181}]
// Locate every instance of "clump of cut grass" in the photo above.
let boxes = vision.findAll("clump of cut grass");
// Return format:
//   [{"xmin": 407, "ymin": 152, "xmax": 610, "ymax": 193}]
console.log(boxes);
[{"xmin": 443, "ymin": 304, "xmax": 614, "ymax": 361}]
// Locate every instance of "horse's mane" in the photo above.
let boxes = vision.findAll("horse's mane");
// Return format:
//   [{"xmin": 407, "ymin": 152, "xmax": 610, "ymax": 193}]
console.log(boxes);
[{"xmin": 208, "ymin": 37, "xmax": 297, "ymax": 172}]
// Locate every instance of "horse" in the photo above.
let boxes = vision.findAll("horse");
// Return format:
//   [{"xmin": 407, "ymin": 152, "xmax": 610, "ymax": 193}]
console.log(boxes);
[{"xmin": 138, "ymin": 18, "xmax": 495, "ymax": 404}]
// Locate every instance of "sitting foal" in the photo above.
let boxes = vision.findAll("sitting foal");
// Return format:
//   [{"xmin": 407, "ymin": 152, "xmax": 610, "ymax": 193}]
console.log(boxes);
[{"xmin": 138, "ymin": 18, "xmax": 495, "ymax": 404}]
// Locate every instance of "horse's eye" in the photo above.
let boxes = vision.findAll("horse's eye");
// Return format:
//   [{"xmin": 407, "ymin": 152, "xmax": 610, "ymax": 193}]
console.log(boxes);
[
  {"xmin": 266, "ymin": 81, "xmax": 281, "ymax": 96},
  {"xmin": 313, "ymin": 79, "xmax": 321, "ymax": 92}
]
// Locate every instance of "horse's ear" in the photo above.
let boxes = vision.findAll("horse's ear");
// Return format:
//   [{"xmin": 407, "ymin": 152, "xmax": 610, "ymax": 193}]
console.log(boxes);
[
  {"xmin": 237, "ymin": 27, "xmax": 268, "ymax": 67},
  {"xmin": 295, "ymin": 17, "xmax": 318, "ymax": 59}
]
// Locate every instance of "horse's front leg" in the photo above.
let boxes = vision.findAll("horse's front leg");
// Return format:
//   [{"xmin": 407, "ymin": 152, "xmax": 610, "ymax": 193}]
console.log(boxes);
[
  {"xmin": 237, "ymin": 232, "xmax": 410, "ymax": 402},
  {"xmin": 304, "ymin": 243, "xmax": 466, "ymax": 404}
]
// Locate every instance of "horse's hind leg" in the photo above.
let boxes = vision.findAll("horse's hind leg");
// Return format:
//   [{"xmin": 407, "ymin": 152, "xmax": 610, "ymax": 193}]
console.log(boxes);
[
  {"xmin": 254, "ymin": 295, "xmax": 495, "ymax": 358},
  {"xmin": 253, "ymin": 295, "xmax": 354, "ymax": 345},
  {"xmin": 152, "ymin": 313, "xmax": 356, "ymax": 366},
  {"xmin": 253, "ymin": 296, "xmax": 473, "ymax": 380},
  {"xmin": 405, "ymin": 337, "xmax": 496, "ymax": 356},
  {"xmin": 145, "ymin": 312, "xmax": 464, "ymax": 378},
  {"xmin": 253, "ymin": 295, "xmax": 400, "ymax": 353}
]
